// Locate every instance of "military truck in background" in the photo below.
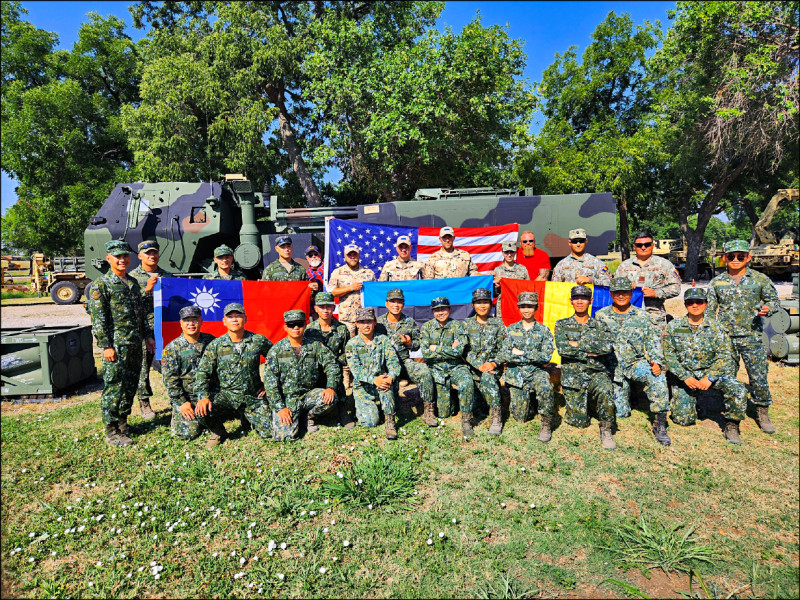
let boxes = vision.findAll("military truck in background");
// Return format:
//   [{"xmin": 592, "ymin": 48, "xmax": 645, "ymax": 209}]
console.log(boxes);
[{"xmin": 748, "ymin": 189, "xmax": 799, "ymax": 278}]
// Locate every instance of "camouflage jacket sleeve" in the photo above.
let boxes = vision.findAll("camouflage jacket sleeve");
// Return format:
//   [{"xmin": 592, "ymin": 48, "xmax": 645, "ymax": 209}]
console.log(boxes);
[
  {"xmin": 345, "ymin": 338, "xmax": 372, "ymax": 385},
  {"xmin": 643, "ymin": 317, "xmax": 665, "ymax": 366},
  {"xmin": 160, "ymin": 341, "xmax": 187, "ymax": 407},
  {"xmin": 194, "ymin": 340, "xmax": 218, "ymax": 400},
  {"xmin": 663, "ymin": 322, "xmax": 691, "ymax": 381},
  {"xmin": 706, "ymin": 279, "xmax": 720, "ymax": 320},
  {"xmin": 657, "ymin": 263, "xmax": 682, "ymax": 300},
  {"xmin": 88, "ymin": 278, "xmax": 113, "ymax": 348},
  {"xmin": 262, "ymin": 347, "xmax": 284, "ymax": 411},
  {"xmin": 708, "ymin": 325, "xmax": 736, "ymax": 380},
  {"xmin": 317, "ymin": 343, "xmax": 342, "ymax": 390},
  {"xmin": 420, "ymin": 321, "xmax": 465, "ymax": 361},
  {"xmin": 468, "ymin": 258, "xmax": 479, "ymax": 276},
  {"xmin": 554, "ymin": 319, "xmax": 586, "ymax": 361},
  {"xmin": 382, "ymin": 336, "xmax": 402, "ymax": 379},
  {"xmin": 501, "ymin": 324, "xmax": 554, "ymax": 366},
  {"xmin": 137, "ymin": 280, "xmax": 153, "ymax": 340},
  {"xmin": 759, "ymin": 272, "xmax": 780, "ymax": 315},
  {"xmin": 593, "ymin": 258, "xmax": 612, "ymax": 286}
]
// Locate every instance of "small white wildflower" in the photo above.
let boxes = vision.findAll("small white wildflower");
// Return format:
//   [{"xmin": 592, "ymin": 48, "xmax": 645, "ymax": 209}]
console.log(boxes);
[
  {"xmin": 439, "ymin": 532, "xmax": 445, "ymax": 538},
  {"xmin": 268, "ymin": 540, "xmax": 276, "ymax": 552},
  {"xmin": 319, "ymin": 567, "xmax": 327, "ymax": 574},
  {"xmin": 277, "ymin": 573, "xmax": 285, "ymax": 581},
  {"xmin": 280, "ymin": 542, "xmax": 287, "ymax": 550},
  {"xmin": 239, "ymin": 557, "xmax": 246, "ymax": 565},
  {"xmin": 96, "ymin": 561, "xmax": 103, "ymax": 567},
  {"xmin": 426, "ymin": 539, "xmax": 433, "ymax": 545},
  {"xmin": 343, "ymin": 540, "xmax": 350, "ymax": 547}
]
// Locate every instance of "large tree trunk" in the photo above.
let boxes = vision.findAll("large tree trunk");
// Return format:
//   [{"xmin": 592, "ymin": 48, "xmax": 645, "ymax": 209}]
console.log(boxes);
[{"xmin": 617, "ymin": 192, "xmax": 631, "ymax": 261}]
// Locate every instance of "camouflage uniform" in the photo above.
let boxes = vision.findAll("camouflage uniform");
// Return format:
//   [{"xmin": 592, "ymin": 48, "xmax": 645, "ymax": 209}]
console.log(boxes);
[
  {"xmin": 706, "ymin": 268, "xmax": 779, "ymax": 407},
  {"xmin": 194, "ymin": 331, "xmax": 274, "ymax": 439},
  {"xmin": 424, "ymin": 249, "xmax": 478, "ymax": 279},
  {"xmin": 492, "ymin": 262, "xmax": 529, "ymax": 318},
  {"xmin": 129, "ymin": 264, "xmax": 170, "ymax": 405},
  {"xmin": 420, "ymin": 318, "xmax": 474, "ymax": 417},
  {"xmin": 376, "ymin": 313, "xmax": 435, "ymax": 405},
  {"xmin": 161, "ymin": 333, "xmax": 219, "ymax": 439},
  {"xmin": 345, "ymin": 334, "xmax": 402, "ymax": 426},
  {"xmin": 204, "ymin": 267, "xmax": 246, "ymax": 280},
  {"xmin": 552, "ymin": 253, "xmax": 611, "ymax": 285},
  {"xmin": 462, "ymin": 316, "xmax": 507, "ymax": 409},
  {"xmin": 614, "ymin": 256, "xmax": 682, "ymax": 326},
  {"xmin": 664, "ymin": 315, "xmax": 747, "ymax": 424},
  {"xmin": 379, "ymin": 257, "xmax": 426, "ymax": 281},
  {"xmin": 88, "ymin": 270, "xmax": 151, "ymax": 425},
  {"xmin": 261, "ymin": 259, "xmax": 308, "ymax": 281},
  {"xmin": 500, "ymin": 321, "xmax": 554, "ymax": 421},
  {"xmin": 327, "ymin": 264, "xmax": 376, "ymax": 335},
  {"xmin": 554, "ymin": 316, "xmax": 616, "ymax": 427},
  {"xmin": 263, "ymin": 338, "xmax": 342, "ymax": 441},
  {"xmin": 595, "ymin": 305, "xmax": 669, "ymax": 417},
  {"xmin": 305, "ymin": 319, "xmax": 349, "ymax": 367}
]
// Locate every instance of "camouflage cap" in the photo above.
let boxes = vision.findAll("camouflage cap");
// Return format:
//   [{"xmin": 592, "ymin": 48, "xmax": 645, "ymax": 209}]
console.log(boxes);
[
  {"xmin": 568, "ymin": 228, "xmax": 587, "ymax": 240},
  {"xmin": 106, "ymin": 240, "xmax": 133, "ymax": 256},
  {"xmin": 439, "ymin": 226, "xmax": 455, "ymax": 237},
  {"xmin": 283, "ymin": 309, "xmax": 306, "ymax": 324},
  {"xmin": 431, "ymin": 296, "xmax": 450, "ymax": 309},
  {"xmin": 305, "ymin": 245, "xmax": 320, "ymax": 255},
  {"xmin": 570, "ymin": 285, "xmax": 592, "ymax": 299},
  {"xmin": 517, "ymin": 291, "xmax": 539, "ymax": 306},
  {"xmin": 138, "ymin": 240, "xmax": 160, "ymax": 253},
  {"xmin": 315, "ymin": 291, "xmax": 335, "ymax": 305},
  {"xmin": 386, "ymin": 288, "xmax": 405, "ymax": 301},
  {"xmin": 276, "ymin": 235, "xmax": 292, "ymax": 247},
  {"xmin": 723, "ymin": 240, "xmax": 750, "ymax": 254},
  {"xmin": 355, "ymin": 307, "xmax": 376, "ymax": 321},
  {"xmin": 472, "ymin": 288, "xmax": 492, "ymax": 302},
  {"xmin": 343, "ymin": 243, "xmax": 360, "ymax": 254},
  {"xmin": 684, "ymin": 287, "xmax": 708, "ymax": 302},
  {"xmin": 609, "ymin": 277, "xmax": 634, "ymax": 292},
  {"xmin": 223, "ymin": 302, "xmax": 245, "ymax": 315},
  {"xmin": 502, "ymin": 241, "xmax": 517, "ymax": 252},
  {"xmin": 179, "ymin": 305, "xmax": 202, "ymax": 319},
  {"xmin": 395, "ymin": 235, "xmax": 412, "ymax": 247},
  {"xmin": 214, "ymin": 244, "xmax": 234, "ymax": 257}
]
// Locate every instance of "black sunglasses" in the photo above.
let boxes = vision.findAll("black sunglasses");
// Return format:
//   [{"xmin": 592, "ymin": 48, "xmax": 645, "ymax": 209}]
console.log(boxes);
[
  {"xmin": 520, "ymin": 240, "xmax": 535, "ymax": 244},
  {"xmin": 725, "ymin": 252, "xmax": 748, "ymax": 261},
  {"xmin": 684, "ymin": 299, "xmax": 707, "ymax": 306},
  {"xmin": 570, "ymin": 238, "xmax": 587, "ymax": 244},
  {"xmin": 634, "ymin": 242, "xmax": 653, "ymax": 248},
  {"xmin": 286, "ymin": 321, "xmax": 306, "ymax": 329}
]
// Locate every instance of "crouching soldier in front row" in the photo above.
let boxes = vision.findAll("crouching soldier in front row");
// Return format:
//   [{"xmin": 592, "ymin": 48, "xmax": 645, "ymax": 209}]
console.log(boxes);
[
  {"xmin": 265, "ymin": 310, "xmax": 351, "ymax": 441},
  {"xmin": 663, "ymin": 287, "xmax": 748, "ymax": 444},
  {"xmin": 554, "ymin": 285, "xmax": 618, "ymax": 450},
  {"xmin": 500, "ymin": 292, "xmax": 555, "ymax": 442}
]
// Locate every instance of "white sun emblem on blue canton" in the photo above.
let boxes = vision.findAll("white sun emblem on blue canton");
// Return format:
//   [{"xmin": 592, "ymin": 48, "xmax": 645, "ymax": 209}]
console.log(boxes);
[{"xmin": 189, "ymin": 285, "xmax": 221, "ymax": 314}]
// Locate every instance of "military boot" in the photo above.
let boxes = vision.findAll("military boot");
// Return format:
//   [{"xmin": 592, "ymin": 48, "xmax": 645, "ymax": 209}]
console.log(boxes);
[
  {"xmin": 723, "ymin": 419, "xmax": 742, "ymax": 445},
  {"xmin": 488, "ymin": 407, "xmax": 503, "ymax": 436},
  {"xmin": 105, "ymin": 424, "xmax": 132, "ymax": 447},
  {"xmin": 206, "ymin": 423, "xmax": 228, "ymax": 449},
  {"xmin": 117, "ymin": 417, "xmax": 131, "ymax": 437},
  {"xmin": 461, "ymin": 412, "xmax": 475, "ymax": 438},
  {"xmin": 338, "ymin": 403, "xmax": 356, "ymax": 430},
  {"xmin": 306, "ymin": 412, "xmax": 319, "ymax": 434},
  {"xmin": 755, "ymin": 406, "xmax": 776, "ymax": 434},
  {"xmin": 385, "ymin": 414, "xmax": 398, "ymax": 440},
  {"xmin": 653, "ymin": 412, "xmax": 672, "ymax": 446},
  {"xmin": 598, "ymin": 420, "xmax": 617, "ymax": 450},
  {"xmin": 538, "ymin": 415, "xmax": 552, "ymax": 443},
  {"xmin": 421, "ymin": 402, "xmax": 438, "ymax": 427},
  {"xmin": 138, "ymin": 399, "xmax": 156, "ymax": 420}
]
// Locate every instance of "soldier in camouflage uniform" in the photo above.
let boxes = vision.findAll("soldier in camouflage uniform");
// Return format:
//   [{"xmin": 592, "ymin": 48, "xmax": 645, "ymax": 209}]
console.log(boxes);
[
  {"xmin": 664, "ymin": 287, "xmax": 747, "ymax": 444},
  {"xmin": 328, "ymin": 243, "xmax": 376, "ymax": 336},
  {"xmin": 87, "ymin": 240, "xmax": 154, "ymax": 447},
  {"xmin": 305, "ymin": 292, "xmax": 350, "ymax": 400},
  {"xmin": 346, "ymin": 308, "xmax": 402, "ymax": 439},
  {"xmin": 194, "ymin": 303, "xmax": 274, "ymax": 444},
  {"xmin": 554, "ymin": 285, "xmax": 618, "ymax": 449},
  {"xmin": 265, "ymin": 310, "xmax": 349, "ymax": 441},
  {"xmin": 552, "ymin": 228, "xmax": 611, "ymax": 285},
  {"xmin": 492, "ymin": 240, "xmax": 530, "ymax": 319},
  {"xmin": 463, "ymin": 288, "xmax": 508, "ymax": 435},
  {"xmin": 614, "ymin": 231, "xmax": 681, "ymax": 327},
  {"xmin": 424, "ymin": 226, "xmax": 479, "ymax": 279},
  {"xmin": 129, "ymin": 240, "xmax": 170, "ymax": 421},
  {"xmin": 421, "ymin": 297, "xmax": 476, "ymax": 437},
  {"xmin": 205, "ymin": 245, "xmax": 246, "ymax": 280},
  {"xmin": 379, "ymin": 235, "xmax": 426, "ymax": 281},
  {"xmin": 261, "ymin": 235, "xmax": 310, "ymax": 282},
  {"xmin": 595, "ymin": 277, "xmax": 672, "ymax": 446},
  {"xmin": 375, "ymin": 289, "xmax": 437, "ymax": 427},
  {"xmin": 160, "ymin": 306, "xmax": 223, "ymax": 447},
  {"xmin": 707, "ymin": 239, "xmax": 780, "ymax": 433},
  {"xmin": 500, "ymin": 292, "xmax": 555, "ymax": 442}
]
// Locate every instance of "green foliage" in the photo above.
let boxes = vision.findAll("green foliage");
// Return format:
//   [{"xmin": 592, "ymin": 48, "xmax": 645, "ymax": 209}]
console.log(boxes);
[{"xmin": 474, "ymin": 572, "xmax": 538, "ymax": 599}]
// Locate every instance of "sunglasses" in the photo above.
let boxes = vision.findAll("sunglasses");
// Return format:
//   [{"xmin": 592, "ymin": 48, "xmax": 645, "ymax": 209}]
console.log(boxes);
[
  {"xmin": 306, "ymin": 252, "xmax": 320, "ymax": 257},
  {"xmin": 520, "ymin": 240, "xmax": 535, "ymax": 244},
  {"xmin": 725, "ymin": 252, "xmax": 748, "ymax": 261},
  {"xmin": 570, "ymin": 238, "xmax": 587, "ymax": 244},
  {"xmin": 286, "ymin": 321, "xmax": 306, "ymax": 329},
  {"xmin": 503, "ymin": 250, "xmax": 516, "ymax": 254},
  {"xmin": 634, "ymin": 242, "xmax": 653, "ymax": 248},
  {"xmin": 684, "ymin": 299, "xmax": 707, "ymax": 306}
]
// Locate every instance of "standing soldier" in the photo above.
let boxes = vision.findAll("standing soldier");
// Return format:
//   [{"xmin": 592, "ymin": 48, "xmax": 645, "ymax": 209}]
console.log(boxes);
[
  {"xmin": 420, "ymin": 297, "xmax": 476, "ymax": 437},
  {"xmin": 492, "ymin": 240, "xmax": 530, "ymax": 318},
  {"xmin": 664, "ymin": 288, "xmax": 748, "ymax": 444},
  {"xmin": 87, "ymin": 240, "xmax": 154, "ymax": 447},
  {"xmin": 305, "ymin": 245, "xmax": 325, "ymax": 304},
  {"xmin": 554, "ymin": 285, "xmax": 618, "ymax": 449},
  {"xmin": 595, "ymin": 277, "xmax": 672, "ymax": 446},
  {"xmin": 265, "ymin": 310, "xmax": 348, "ymax": 441},
  {"xmin": 424, "ymin": 226, "xmax": 478, "ymax": 279},
  {"xmin": 376, "ymin": 289, "xmax": 437, "ymax": 427},
  {"xmin": 614, "ymin": 231, "xmax": 681, "ymax": 327},
  {"xmin": 500, "ymin": 292, "xmax": 555, "ymax": 442},
  {"xmin": 205, "ymin": 245, "xmax": 246, "ymax": 280},
  {"xmin": 161, "ymin": 306, "xmax": 221, "ymax": 447},
  {"xmin": 516, "ymin": 231, "xmax": 551, "ymax": 281},
  {"xmin": 552, "ymin": 228, "xmax": 611, "ymax": 285},
  {"xmin": 129, "ymin": 240, "xmax": 169, "ymax": 420},
  {"xmin": 194, "ymin": 303, "xmax": 274, "ymax": 444},
  {"xmin": 262, "ymin": 235, "xmax": 309, "ymax": 281},
  {"xmin": 379, "ymin": 235, "xmax": 426, "ymax": 281},
  {"xmin": 328, "ymin": 243, "xmax": 376, "ymax": 336},
  {"xmin": 346, "ymin": 308, "xmax": 402, "ymax": 439},
  {"xmin": 707, "ymin": 240, "xmax": 780, "ymax": 433},
  {"xmin": 305, "ymin": 292, "xmax": 351, "ymax": 405},
  {"xmin": 462, "ymin": 288, "xmax": 508, "ymax": 435}
]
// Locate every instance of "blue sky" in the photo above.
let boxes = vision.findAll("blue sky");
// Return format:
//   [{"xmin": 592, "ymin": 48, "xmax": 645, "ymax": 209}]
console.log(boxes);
[{"xmin": 1, "ymin": 1, "xmax": 676, "ymax": 214}]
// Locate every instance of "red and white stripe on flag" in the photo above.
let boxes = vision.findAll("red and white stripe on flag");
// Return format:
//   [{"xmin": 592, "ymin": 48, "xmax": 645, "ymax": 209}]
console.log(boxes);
[{"xmin": 416, "ymin": 224, "xmax": 519, "ymax": 271}]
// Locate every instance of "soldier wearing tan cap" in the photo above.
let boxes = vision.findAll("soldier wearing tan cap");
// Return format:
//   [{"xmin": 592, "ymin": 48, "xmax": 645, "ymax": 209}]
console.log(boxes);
[
  {"xmin": 492, "ymin": 240, "xmax": 530, "ymax": 318},
  {"xmin": 423, "ymin": 226, "xmax": 479, "ymax": 279},
  {"xmin": 328, "ymin": 243, "xmax": 376, "ymax": 336},
  {"xmin": 379, "ymin": 235, "xmax": 426, "ymax": 281},
  {"xmin": 552, "ymin": 228, "xmax": 611, "ymax": 285}
]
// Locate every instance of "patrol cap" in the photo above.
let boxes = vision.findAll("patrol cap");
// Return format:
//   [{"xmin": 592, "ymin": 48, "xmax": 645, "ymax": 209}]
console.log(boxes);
[
  {"xmin": 223, "ymin": 302, "xmax": 245, "ymax": 315},
  {"xmin": 684, "ymin": 287, "xmax": 708, "ymax": 302},
  {"xmin": 106, "ymin": 240, "xmax": 133, "ymax": 256},
  {"xmin": 568, "ymin": 228, "xmax": 587, "ymax": 241},
  {"xmin": 305, "ymin": 245, "xmax": 320, "ymax": 255},
  {"xmin": 472, "ymin": 288, "xmax": 492, "ymax": 302},
  {"xmin": 386, "ymin": 288, "xmax": 405, "ymax": 301},
  {"xmin": 439, "ymin": 226, "xmax": 455, "ymax": 237},
  {"xmin": 315, "ymin": 292, "xmax": 335, "ymax": 305},
  {"xmin": 355, "ymin": 307, "xmax": 376, "ymax": 321},
  {"xmin": 517, "ymin": 291, "xmax": 539, "ymax": 306},
  {"xmin": 609, "ymin": 277, "xmax": 634, "ymax": 292},
  {"xmin": 343, "ymin": 243, "xmax": 360, "ymax": 254},
  {"xmin": 431, "ymin": 296, "xmax": 450, "ymax": 309},
  {"xmin": 138, "ymin": 240, "xmax": 160, "ymax": 253},
  {"xmin": 276, "ymin": 235, "xmax": 293, "ymax": 247},
  {"xmin": 570, "ymin": 285, "xmax": 593, "ymax": 299},
  {"xmin": 283, "ymin": 309, "xmax": 306, "ymax": 324},
  {"xmin": 179, "ymin": 305, "xmax": 202, "ymax": 319},
  {"xmin": 395, "ymin": 235, "xmax": 412, "ymax": 247},
  {"xmin": 214, "ymin": 244, "xmax": 235, "ymax": 257},
  {"xmin": 502, "ymin": 241, "xmax": 517, "ymax": 252},
  {"xmin": 723, "ymin": 239, "xmax": 750, "ymax": 254}
]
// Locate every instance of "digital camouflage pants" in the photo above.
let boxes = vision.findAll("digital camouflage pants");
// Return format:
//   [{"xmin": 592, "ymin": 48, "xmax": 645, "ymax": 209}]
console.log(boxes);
[
  {"xmin": 730, "ymin": 336, "xmax": 772, "ymax": 407},
  {"xmin": 272, "ymin": 388, "xmax": 339, "ymax": 442},
  {"xmin": 137, "ymin": 341, "xmax": 155, "ymax": 401},
  {"xmin": 508, "ymin": 369, "xmax": 554, "ymax": 422},
  {"xmin": 668, "ymin": 375, "xmax": 747, "ymax": 425},
  {"xmin": 613, "ymin": 359, "xmax": 670, "ymax": 417},
  {"xmin": 101, "ymin": 342, "xmax": 143, "ymax": 425},
  {"xmin": 353, "ymin": 384, "xmax": 397, "ymax": 427},
  {"xmin": 563, "ymin": 370, "xmax": 615, "ymax": 428},
  {"xmin": 170, "ymin": 401, "xmax": 241, "ymax": 440},
  {"xmin": 403, "ymin": 358, "xmax": 435, "ymax": 405},
  {"xmin": 430, "ymin": 364, "xmax": 474, "ymax": 418},
  {"xmin": 470, "ymin": 370, "xmax": 502, "ymax": 409}
]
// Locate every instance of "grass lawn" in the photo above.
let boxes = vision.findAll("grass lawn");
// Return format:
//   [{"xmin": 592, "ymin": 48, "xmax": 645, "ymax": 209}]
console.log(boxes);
[{"xmin": 1, "ymin": 363, "xmax": 798, "ymax": 599}]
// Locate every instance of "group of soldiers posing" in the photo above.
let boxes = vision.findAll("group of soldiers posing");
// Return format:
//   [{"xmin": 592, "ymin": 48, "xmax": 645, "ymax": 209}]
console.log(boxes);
[{"xmin": 87, "ymin": 226, "xmax": 780, "ymax": 450}]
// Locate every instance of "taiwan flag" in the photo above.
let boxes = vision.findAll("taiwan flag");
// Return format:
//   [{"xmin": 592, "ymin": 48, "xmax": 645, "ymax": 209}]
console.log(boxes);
[{"xmin": 153, "ymin": 278, "xmax": 312, "ymax": 359}]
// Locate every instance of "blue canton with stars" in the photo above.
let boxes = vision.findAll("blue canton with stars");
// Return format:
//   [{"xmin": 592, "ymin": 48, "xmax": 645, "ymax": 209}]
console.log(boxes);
[{"xmin": 327, "ymin": 218, "xmax": 418, "ymax": 278}]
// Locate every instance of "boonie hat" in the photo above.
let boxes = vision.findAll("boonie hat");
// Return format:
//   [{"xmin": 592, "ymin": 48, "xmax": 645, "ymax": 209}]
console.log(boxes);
[
  {"xmin": 431, "ymin": 296, "xmax": 450, "ymax": 309},
  {"xmin": 276, "ymin": 235, "xmax": 292, "ymax": 247},
  {"xmin": 684, "ymin": 287, "xmax": 708, "ymax": 302},
  {"xmin": 138, "ymin": 240, "xmax": 160, "ymax": 253},
  {"xmin": 395, "ymin": 235, "xmax": 412, "ymax": 247},
  {"xmin": 223, "ymin": 302, "xmax": 245, "ymax": 315},
  {"xmin": 386, "ymin": 289, "xmax": 405, "ymax": 301},
  {"xmin": 472, "ymin": 288, "xmax": 492, "ymax": 302},
  {"xmin": 356, "ymin": 307, "xmax": 376, "ymax": 321},
  {"xmin": 315, "ymin": 292, "xmax": 335, "ymax": 305},
  {"xmin": 502, "ymin": 241, "xmax": 517, "ymax": 252},
  {"xmin": 570, "ymin": 285, "xmax": 592, "ymax": 299},
  {"xmin": 283, "ymin": 309, "xmax": 306, "ymax": 323},
  {"xmin": 568, "ymin": 228, "xmax": 587, "ymax": 240},
  {"xmin": 517, "ymin": 291, "xmax": 539, "ymax": 306},
  {"xmin": 214, "ymin": 244, "xmax": 235, "ymax": 257},
  {"xmin": 343, "ymin": 243, "xmax": 360, "ymax": 254},
  {"xmin": 609, "ymin": 277, "xmax": 634, "ymax": 292},
  {"xmin": 305, "ymin": 245, "xmax": 320, "ymax": 255},
  {"xmin": 439, "ymin": 226, "xmax": 455, "ymax": 237},
  {"xmin": 179, "ymin": 305, "xmax": 202, "ymax": 319},
  {"xmin": 723, "ymin": 240, "xmax": 750, "ymax": 254},
  {"xmin": 106, "ymin": 240, "xmax": 133, "ymax": 256}
]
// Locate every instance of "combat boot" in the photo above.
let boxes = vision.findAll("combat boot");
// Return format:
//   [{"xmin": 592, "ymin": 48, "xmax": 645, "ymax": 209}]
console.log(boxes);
[
  {"xmin": 461, "ymin": 412, "xmax": 475, "ymax": 438},
  {"xmin": 205, "ymin": 423, "xmax": 228, "ymax": 449},
  {"xmin": 598, "ymin": 420, "xmax": 617, "ymax": 450},
  {"xmin": 117, "ymin": 417, "xmax": 131, "ymax": 437},
  {"xmin": 538, "ymin": 415, "xmax": 552, "ymax": 443},
  {"xmin": 488, "ymin": 407, "xmax": 503, "ymax": 436},
  {"xmin": 755, "ymin": 406, "xmax": 776, "ymax": 434},
  {"xmin": 337, "ymin": 403, "xmax": 356, "ymax": 430},
  {"xmin": 421, "ymin": 402, "xmax": 438, "ymax": 427},
  {"xmin": 105, "ymin": 424, "xmax": 132, "ymax": 447},
  {"xmin": 723, "ymin": 419, "xmax": 741, "ymax": 445},
  {"xmin": 652, "ymin": 412, "xmax": 672, "ymax": 446},
  {"xmin": 306, "ymin": 412, "xmax": 319, "ymax": 434},
  {"xmin": 138, "ymin": 399, "xmax": 156, "ymax": 420},
  {"xmin": 385, "ymin": 413, "xmax": 398, "ymax": 440}
]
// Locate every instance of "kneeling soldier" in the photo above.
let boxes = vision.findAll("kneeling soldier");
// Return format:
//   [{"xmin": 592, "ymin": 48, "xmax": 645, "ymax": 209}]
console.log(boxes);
[
  {"xmin": 554, "ymin": 285, "xmax": 618, "ymax": 449},
  {"xmin": 664, "ymin": 287, "xmax": 748, "ymax": 444},
  {"xmin": 161, "ymin": 306, "xmax": 219, "ymax": 446},
  {"xmin": 265, "ymin": 310, "xmax": 347, "ymax": 441},
  {"xmin": 500, "ymin": 292, "xmax": 555, "ymax": 441},
  {"xmin": 421, "ymin": 297, "xmax": 476, "ymax": 437}
]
